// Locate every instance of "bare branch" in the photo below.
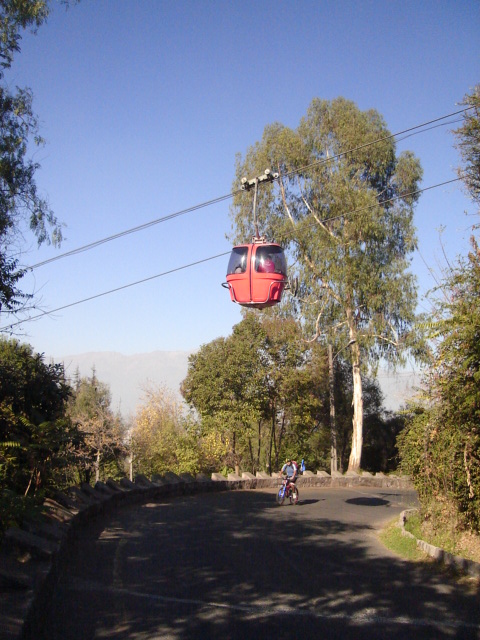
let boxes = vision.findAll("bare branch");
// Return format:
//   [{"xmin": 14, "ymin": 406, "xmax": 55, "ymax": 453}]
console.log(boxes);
[{"xmin": 277, "ymin": 168, "xmax": 296, "ymax": 228}]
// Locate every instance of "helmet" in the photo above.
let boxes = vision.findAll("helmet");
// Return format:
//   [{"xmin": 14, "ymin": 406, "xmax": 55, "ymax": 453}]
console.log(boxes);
[{"xmin": 285, "ymin": 457, "xmax": 291, "ymax": 464}]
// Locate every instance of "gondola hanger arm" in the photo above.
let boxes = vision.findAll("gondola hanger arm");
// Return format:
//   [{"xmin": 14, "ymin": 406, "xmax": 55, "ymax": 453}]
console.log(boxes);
[
  {"xmin": 240, "ymin": 169, "xmax": 279, "ymax": 192},
  {"xmin": 241, "ymin": 169, "xmax": 279, "ymax": 240}
]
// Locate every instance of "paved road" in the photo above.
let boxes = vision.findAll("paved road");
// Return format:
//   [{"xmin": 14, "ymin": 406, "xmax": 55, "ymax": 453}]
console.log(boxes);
[{"xmin": 41, "ymin": 486, "xmax": 479, "ymax": 639}]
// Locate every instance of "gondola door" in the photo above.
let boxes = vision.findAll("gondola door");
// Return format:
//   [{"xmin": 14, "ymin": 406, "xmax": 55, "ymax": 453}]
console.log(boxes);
[
  {"xmin": 250, "ymin": 243, "xmax": 287, "ymax": 307},
  {"xmin": 225, "ymin": 244, "xmax": 252, "ymax": 306}
]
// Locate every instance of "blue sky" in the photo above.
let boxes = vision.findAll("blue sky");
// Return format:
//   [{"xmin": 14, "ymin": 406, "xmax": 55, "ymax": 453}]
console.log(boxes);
[{"xmin": 2, "ymin": 0, "xmax": 479, "ymax": 359}]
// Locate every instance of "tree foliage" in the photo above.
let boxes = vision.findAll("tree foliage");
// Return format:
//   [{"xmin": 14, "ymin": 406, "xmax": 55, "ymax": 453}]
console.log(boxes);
[
  {"xmin": 181, "ymin": 315, "xmax": 395, "ymax": 475},
  {"xmin": 0, "ymin": 338, "xmax": 131, "ymax": 536},
  {"xmin": 454, "ymin": 85, "xmax": 480, "ymax": 208},
  {"xmin": 67, "ymin": 370, "xmax": 126, "ymax": 483},
  {"xmin": 398, "ymin": 242, "xmax": 480, "ymax": 532},
  {"xmin": 181, "ymin": 316, "xmax": 270, "ymax": 473},
  {"xmin": 0, "ymin": 0, "xmax": 64, "ymax": 315},
  {"xmin": 398, "ymin": 90, "xmax": 480, "ymax": 534},
  {"xmin": 0, "ymin": 337, "xmax": 83, "ymax": 537},
  {"xmin": 0, "ymin": 0, "xmax": 49, "ymax": 73},
  {"xmin": 130, "ymin": 384, "xmax": 203, "ymax": 477},
  {"xmin": 230, "ymin": 97, "xmax": 424, "ymax": 470}
]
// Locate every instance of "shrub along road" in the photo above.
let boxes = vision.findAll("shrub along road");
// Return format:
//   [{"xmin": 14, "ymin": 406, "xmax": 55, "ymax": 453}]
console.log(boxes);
[{"xmin": 40, "ymin": 486, "xmax": 479, "ymax": 639}]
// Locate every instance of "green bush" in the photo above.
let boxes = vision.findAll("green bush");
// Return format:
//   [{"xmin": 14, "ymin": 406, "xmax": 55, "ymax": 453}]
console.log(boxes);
[
  {"xmin": 0, "ymin": 489, "xmax": 43, "ymax": 539},
  {"xmin": 398, "ymin": 240, "xmax": 480, "ymax": 534}
]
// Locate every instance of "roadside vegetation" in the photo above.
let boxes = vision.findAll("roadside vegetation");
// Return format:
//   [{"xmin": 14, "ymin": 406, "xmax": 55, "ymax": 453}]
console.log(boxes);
[
  {"xmin": 0, "ymin": 2, "xmax": 478, "ymax": 560},
  {"xmin": 379, "ymin": 519, "xmax": 427, "ymax": 563},
  {"xmin": 0, "ymin": 336, "xmax": 128, "ymax": 537},
  {"xmin": 397, "ymin": 86, "xmax": 480, "ymax": 553},
  {"xmin": 403, "ymin": 512, "xmax": 480, "ymax": 564}
]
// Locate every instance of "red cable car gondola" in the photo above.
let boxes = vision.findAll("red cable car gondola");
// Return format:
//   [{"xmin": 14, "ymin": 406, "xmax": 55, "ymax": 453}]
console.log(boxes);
[
  {"xmin": 223, "ymin": 169, "xmax": 288, "ymax": 309},
  {"xmin": 223, "ymin": 238, "xmax": 287, "ymax": 309}
]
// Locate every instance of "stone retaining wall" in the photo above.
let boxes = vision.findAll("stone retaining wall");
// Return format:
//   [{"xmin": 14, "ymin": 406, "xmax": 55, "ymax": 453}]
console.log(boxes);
[{"xmin": 0, "ymin": 470, "xmax": 411, "ymax": 640}]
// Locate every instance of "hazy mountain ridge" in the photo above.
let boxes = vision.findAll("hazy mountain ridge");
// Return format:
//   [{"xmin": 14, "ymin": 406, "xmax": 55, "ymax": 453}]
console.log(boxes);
[
  {"xmin": 55, "ymin": 350, "xmax": 194, "ymax": 417},
  {"xmin": 50, "ymin": 351, "xmax": 421, "ymax": 419}
]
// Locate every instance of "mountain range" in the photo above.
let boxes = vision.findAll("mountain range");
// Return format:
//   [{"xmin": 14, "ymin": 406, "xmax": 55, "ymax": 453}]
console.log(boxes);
[
  {"xmin": 56, "ymin": 350, "xmax": 195, "ymax": 418},
  {"xmin": 53, "ymin": 351, "xmax": 421, "ymax": 420}
]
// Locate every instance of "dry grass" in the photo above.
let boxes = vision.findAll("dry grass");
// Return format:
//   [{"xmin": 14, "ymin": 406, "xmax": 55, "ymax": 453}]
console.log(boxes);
[
  {"xmin": 380, "ymin": 518, "xmax": 480, "ymax": 593},
  {"xmin": 406, "ymin": 511, "xmax": 480, "ymax": 564},
  {"xmin": 446, "ymin": 530, "xmax": 480, "ymax": 564}
]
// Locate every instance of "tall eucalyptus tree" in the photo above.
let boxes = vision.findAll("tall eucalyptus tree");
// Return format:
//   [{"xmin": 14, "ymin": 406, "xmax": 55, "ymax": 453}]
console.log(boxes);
[{"xmin": 230, "ymin": 97, "xmax": 424, "ymax": 470}]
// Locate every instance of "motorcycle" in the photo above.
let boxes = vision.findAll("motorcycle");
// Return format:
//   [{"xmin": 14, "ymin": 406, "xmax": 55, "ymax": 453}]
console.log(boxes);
[{"xmin": 276, "ymin": 476, "xmax": 299, "ymax": 505}]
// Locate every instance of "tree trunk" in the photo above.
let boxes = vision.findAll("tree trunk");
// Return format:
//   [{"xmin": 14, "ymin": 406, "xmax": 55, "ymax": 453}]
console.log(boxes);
[
  {"xmin": 230, "ymin": 431, "xmax": 240, "ymax": 476},
  {"xmin": 348, "ymin": 339, "xmax": 363, "ymax": 471},
  {"xmin": 328, "ymin": 343, "xmax": 338, "ymax": 473},
  {"xmin": 267, "ymin": 415, "xmax": 275, "ymax": 475},
  {"xmin": 256, "ymin": 420, "xmax": 262, "ymax": 472},
  {"xmin": 248, "ymin": 437, "xmax": 254, "ymax": 474},
  {"xmin": 95, "ymin": 450, "xmax": 101, "ymax": 483}
]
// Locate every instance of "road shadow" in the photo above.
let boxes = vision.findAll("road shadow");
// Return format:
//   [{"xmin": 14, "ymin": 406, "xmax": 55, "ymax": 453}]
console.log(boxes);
[
  {"xmin": 345, "ymin": 497, "xmax": 390, "ymax": 507},
  {"xmin": 40, "ymin": 488, "xmax": 480, "ymax": 640}
]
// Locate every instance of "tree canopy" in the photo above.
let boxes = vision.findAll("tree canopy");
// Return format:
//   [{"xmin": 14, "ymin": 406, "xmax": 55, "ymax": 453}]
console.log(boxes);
[
  {"xmin": 0, "ymin": 337, "xmax": 80, "ymax": 499},
  {"xmin": 130, "ymin": 384, "xmax": 194, "ymax": 478},
  {"xmin": 181, "ymin": 314, "xmax": 396, "ymax": 476},
  {"xmin": 454, "ymin": 86, "xmax": 480, "ymax": 208},
  {"xmin": 67, "ymin": 370, "xmax": 126, "ymax": 484},
  {"xmin": 0, "ymin": 337, "xmax": 126, "ymax": 536}
]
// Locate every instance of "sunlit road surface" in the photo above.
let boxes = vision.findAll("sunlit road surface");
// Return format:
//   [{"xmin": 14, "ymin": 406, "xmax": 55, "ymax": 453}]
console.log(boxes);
[{"xmin": 41, "ymin": 487, "xmax": 479, "ymax": 639}]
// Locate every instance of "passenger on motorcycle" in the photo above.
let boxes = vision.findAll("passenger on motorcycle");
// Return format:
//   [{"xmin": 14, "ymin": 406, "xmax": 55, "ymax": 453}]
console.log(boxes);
[{"xmin": 279, "ymin": 458, "xmax": 298, "ymax": 489}]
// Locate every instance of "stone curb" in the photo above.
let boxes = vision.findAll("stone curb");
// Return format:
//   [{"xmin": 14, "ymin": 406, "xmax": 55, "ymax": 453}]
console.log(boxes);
[
  {"xmin": 1, "ymin": 472, "xmax": 412, "ymax": 640},
  {"xmin": 399, "ymin": 509, "xmax": 480, "ymax": 580}
]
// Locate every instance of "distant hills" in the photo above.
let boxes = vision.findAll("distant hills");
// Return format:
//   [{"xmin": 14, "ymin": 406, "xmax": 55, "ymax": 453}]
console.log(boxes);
[
  {"xmin": 375, "ymin": 369, "xmax": 422, "ymax": 412},
  {"xmin": 51, "ymin": 351, "xmax": 421, "ymax": 420},
  {"xmin": 55, "ymin": 350, "xmax": 194, "ymax": 418}
]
